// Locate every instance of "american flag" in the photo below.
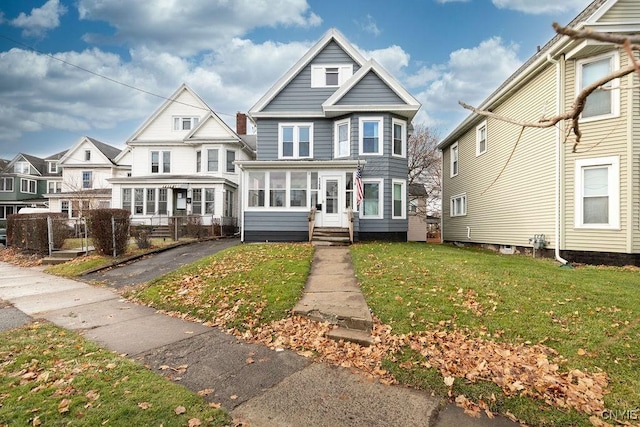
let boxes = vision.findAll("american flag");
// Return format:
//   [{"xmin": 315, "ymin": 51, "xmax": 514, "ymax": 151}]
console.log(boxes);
[{"xmin": 355, "ymin": 165, "xmax": 364, "ymax": 207}]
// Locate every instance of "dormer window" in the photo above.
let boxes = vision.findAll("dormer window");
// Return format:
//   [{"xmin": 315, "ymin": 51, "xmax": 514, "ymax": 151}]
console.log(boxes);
[
  {"xmin": 311, "ymin": 64, "xmax": 353, "ymax": 88},
  {"xmin": 85, "ymin": 150, "xmax": 91, "ymax": 161},
  {"xmin": 14, "ymin": 161, "xmax": 29, "ymax": 174},
  {"xmin": 48, "ymin": 162, "xmax": 58, "ymax": 173},
  {"xmin": 173, "ymin": 117, "xmax": 200, "ymax": 131}
]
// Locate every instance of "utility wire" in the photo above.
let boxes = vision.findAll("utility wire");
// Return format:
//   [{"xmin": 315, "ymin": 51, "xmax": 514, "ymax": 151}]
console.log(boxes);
[{"xmin": 0, "ymin": 32, "xmax": 237, "ymax": 118}]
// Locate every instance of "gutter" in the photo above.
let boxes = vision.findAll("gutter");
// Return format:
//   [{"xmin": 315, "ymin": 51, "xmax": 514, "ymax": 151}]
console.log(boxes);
[{"xmin": 546, "ymin": 53, "xmax": 570, "ymax": 266}]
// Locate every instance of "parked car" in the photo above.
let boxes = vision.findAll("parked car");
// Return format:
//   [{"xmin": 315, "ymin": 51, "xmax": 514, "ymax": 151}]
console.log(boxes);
[{"xmin": 0, "ymin": 228, "xmax": 6, "ymax": 246}]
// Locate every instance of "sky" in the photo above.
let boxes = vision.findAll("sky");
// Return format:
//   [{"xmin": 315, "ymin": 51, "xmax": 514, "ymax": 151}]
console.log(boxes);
[{"xmin": 0, "ymin": 0, "xmax": 593, "ymax": 160}]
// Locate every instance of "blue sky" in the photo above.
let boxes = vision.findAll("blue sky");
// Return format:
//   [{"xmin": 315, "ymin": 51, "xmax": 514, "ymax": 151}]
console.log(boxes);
[{"xmin": 0, "ymin": 0, "xmax": 592, "ymax": 159}]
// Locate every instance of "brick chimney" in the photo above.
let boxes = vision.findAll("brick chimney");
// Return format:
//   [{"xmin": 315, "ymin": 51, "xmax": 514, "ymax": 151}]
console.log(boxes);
[{"xmin": 236, "ymin": 112, "xmax": 247, "ymax": 135}]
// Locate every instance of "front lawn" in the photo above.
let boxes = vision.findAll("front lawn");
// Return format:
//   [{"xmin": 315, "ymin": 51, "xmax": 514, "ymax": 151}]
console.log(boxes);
[
  {"xmin": 351, "ymin": 243, "xmax": 639, "ymax": 426},
  {"xmin": 0, "ymin": 322, "xmax": 229, "ymax": 426},
  {"xmin": 122, "ymin": 241, "xmax": 639, "ymax": 426}
]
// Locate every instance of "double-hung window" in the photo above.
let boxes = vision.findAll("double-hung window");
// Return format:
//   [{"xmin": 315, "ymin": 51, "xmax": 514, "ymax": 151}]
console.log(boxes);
[
  {"xmin": 84, "ymin": 150, "xmax": 91, "ymax": 161},
  {"xmin": 122, "ymin": 189, "xmax": 132, "ymax": 212},
  {"xmin": 290, "ymin": 172, "xmax": 307, "ymax": 207},
  {"xmin": 359, "ymin": 117, "xmax": 383, "ymax": 155},
  {"xmin": 392, "ymin": 119, "xmax": 406, "ymax": 158},
  {"xmin": 334, "ymin": 119, "xmax": 350, "ymax": 158},
  {"xmin": 151, "ymin": 151, "xmax": 171, "ymax": 173},
  {"xmin": 21, "ymin": 178, "xmax": 36, "ymax": 194},
  {"xmin": 48, "ymin": 162, "xmax": 58, "ymax": 173},
  {"xmin": 577, "ymin": 52, "xmax": 619, "ymax": 120},
  {"xmin": 450, "ymin": 142, "xmax": 459, "ymax": 177},
  {"xmin": 279, "ymin": 123, "xmax": 313, "ymax": 159},
  {"xmin": 248, "ymin": 172, "xmax": 266, "ymax": 207},
  {"xmin": 0, "ymin": 177, "xmax": 13, "ymax": 192},
  {"xmin": 48, "ymin": 181, "xmax": 62, "ymax": 193},
  {"xmin": 204, "ymin": 188, "xmax": 215, "ymax": 214},
  {"xmin": 270, "ymin": 172, "xmax": 286, "ymax": 207},
  {"xmin": 476, "ymin": 121, "xmax": 487, "ymax": 156},
  {"xmin": 14, "ymin": 162, "xmax": 29, "ymax": 174},
  {"xmin": 146, "ymin": 188, "xmax": 156, "ymax": 215},
  {"xmin": 207, "ymin": 149, "xmax": 219, "ymax": 172},
  {"xmin": 226, "ymin": 150, "xmax": 236, "ymax": 173},
  {"xmin": 192, "ymin": 189, "xmax": 202, "ymax": 214},
  {"xmin": 575, "ymin": 156, "xmax": 619, "ymax": 229},
  {"xmin": 196, "ymin": 151, "xmax": 201, "ymax": 173},
  {"xmin": 392, "ymin": 179, "xmax": 406, "ymax": 219},
  {"xmin": 450, "ymin": 194, "xmax": 467, "ymax": 217},
  {"xmin": 361, "ymin": 179, "xmax": 383, "ymax": 219},
  {"xmin": 82, "ymin": 171, "xmax": 92, "ymax": 189}
]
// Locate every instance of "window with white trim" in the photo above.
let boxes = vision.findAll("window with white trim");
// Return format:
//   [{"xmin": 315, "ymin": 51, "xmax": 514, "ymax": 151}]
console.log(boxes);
[
  {"xmin": 82, "ymin": 171, "xmax": 92, "ymax": 189},
  {"xmin": 577, "ymin": 52, "xmax": 619, "ymax": 120},
  {"xmin": 392, "ymin": 179, "xmax": 406, "ymax": 219},
  {"xmin": 204, "ymin": 188, "xmax": 215, "ymax": 214},
  {"xmin": 146, "ymin": 188, "xmax": 156, "ymax": 215},
  {"xmin": 392, "ymin": 118, "xmax": 406, "ymax": 158},
  {"xmin": 14, "ymin": 161, "xmax": 29, "ymax": 174},
  {"xmin": 84, "ymin": 150, "xmax": 91, "ymax": 161},
  {"xmin": 192, "ymin": 189, "xmax": 202, "ymax": 214},
  {"xmin": 270, "ymin": 172, "xmax": 286, "ymax": 207},
  {"xmin": 158, "ymin": 188, "xmax": 168, "ymax": 214},
  {"xmin": 450, "ymin": 193, "xmax": 466, "ymax": 217},
  {"xmin": 361, "ymin": 179, "xmax": 383, "ymax": 219},
  {"xmin": 61, "ymin": 201, "xmax": 69, "ymax": 216},
  {"xmin": 290, "ymin": 171, "xmax": 307, "ymax": 207},
  {"xmin": 207, "ymin": 149, "xmax": 219, "ymax": 172},
  {"xmin": 450, "ymin": 142, "xmax": 459, "ymax": 177},
  {"xmin": 20, "ymin": 178, "xmax": 36, "ymax": 194},
  {"xmin": 226, "ymin": 150, "xmax": 236, "ymax": 173},
  {"xmin": 334, "ymin": 119, "xmax": 350, "ymax": 158},
  {"xmin": 224, "ymin": 190, "xmax": 234, "ymax": 217},
  {"xmin": 196, "ymin": 151, "xmax": 201, "ymax": 173},
  {"xmin": 279, "ymin": 123, "xmax": 313, "ymax": 159},
  {"xmin": 151, "ymin": 151, "xmax": 171, "ymax": 173},
  {"xmin": 248, "ymin": 172, "xmax": 266, "ymax": 207},
  {"xmin": 310, "ymin": 64, "xmax": 353, "ymax": 88},
  {"xmin": 134, "ymin": 188, "xmax": 144, "ymax": 214},
  {"xmin": 0, "ymin": 177, "xmax": 13, "ymax": 192},
  {"xmin": 359, "ymin": 117, "xmax": 383, "ymax": 155},
  {"xmin": 476, "ymin": 121, "xmax": 487, "ymax": 156},
  {"xmin": 122, "ymin": 189, "xmax": 131, "ymax": 212},
  {"xmin": 575, "ymin": 156, "xmax": 619, "ymax": 229},
  {"xmin": 48, "ymin": 181, "xmax": 62, "ymax": 194},
  {"xmin": 48, "ymin": 162, "xmax": 58, "ymax": 173},
  {"xmin": 173, "ymin": 116, "xmax": 200, "ymax": 131}
]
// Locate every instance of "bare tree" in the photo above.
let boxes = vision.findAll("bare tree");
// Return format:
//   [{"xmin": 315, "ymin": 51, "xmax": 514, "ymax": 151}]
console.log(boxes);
[
  {"xmin": 407, "ymin": 124, "xmax": 441, "ymax": 218},
  {"xmin": 459, "ymin": 24, "xmax": 640, "ymax": 153}
]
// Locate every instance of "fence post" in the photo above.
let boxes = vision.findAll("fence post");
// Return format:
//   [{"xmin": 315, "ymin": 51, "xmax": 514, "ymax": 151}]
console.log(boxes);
[
  {"xmin": 174, "ymin": 217, "xmax": 178, "ymax": 241},
  {"xmin": 84, "ymin": 218, "xmax": 89, "ymax": 255},
  {"xmin": 47, "ymin": 216, "xmax": 53, "ymax": 257},
  {"xmin": 111, "ymin": 216, "xmax": 116, "ymax": 258}
]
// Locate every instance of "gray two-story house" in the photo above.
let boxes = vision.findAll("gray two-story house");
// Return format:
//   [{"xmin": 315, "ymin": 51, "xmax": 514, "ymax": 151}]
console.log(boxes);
[{"xmin": 237, "ymin": 29, "xmax": 421, "ymax": 242}]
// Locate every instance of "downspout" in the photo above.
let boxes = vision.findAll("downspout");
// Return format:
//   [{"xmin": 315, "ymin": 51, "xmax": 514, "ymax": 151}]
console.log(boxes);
[{"xmin": 547, "ymin": 53, "xmax": 569, "ymax": 265}]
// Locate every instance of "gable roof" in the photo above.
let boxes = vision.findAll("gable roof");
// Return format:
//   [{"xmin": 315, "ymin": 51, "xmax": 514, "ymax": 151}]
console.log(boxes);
[
  {"xmin": 5, "ymin": 153, "xmax": 45, "ymax": 176},
  {"xmin": 127, "ymin": 83, "xmax": 212, "ymax": 143},
  {"xmin": 59, "ymin": 136, "xmax": 122, "ymax": 165},
  {"xmin": 439, "ymin": 0, "xmax": 618, "ymax": 149},
  {"xmin": 249, "ymin": 28, "xmax": 368, "ymax": 115},
  {"xmin": 45, "ymin": 150, "xmax": 68, "ymax": 161},
  {"xmin": 322, "ymin": 59, "xmax": 421, "ymax": 120}
]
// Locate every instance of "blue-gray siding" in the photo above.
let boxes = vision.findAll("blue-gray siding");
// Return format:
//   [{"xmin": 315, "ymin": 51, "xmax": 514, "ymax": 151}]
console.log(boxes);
[
  {"xmin": 244, "ymin": 211, "xmax": 309, "ymax": 232},
  {"xmin": 264, "ymin": 41, "xmax": 360, "ymax": 112},
  {"xmin": 337, "ymin": 72, "xmax": 404, "ymax": 105}
]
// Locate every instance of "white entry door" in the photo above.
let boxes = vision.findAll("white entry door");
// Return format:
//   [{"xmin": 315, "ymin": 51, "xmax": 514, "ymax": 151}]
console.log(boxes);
[{"xmin": 319, "ymin": 175, "xmax": 343, "ymax": 227}]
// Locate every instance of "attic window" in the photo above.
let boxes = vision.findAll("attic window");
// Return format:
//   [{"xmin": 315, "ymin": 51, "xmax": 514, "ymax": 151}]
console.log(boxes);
[
  {"xmin": 173, "ymin": 117, "xmax": 200, "ymax": 131},
  {"xmin": 48, "ymin": 162, "xmax": 58, "ymax": 173},
  {"xmin": 85, "ymin": 150, "xmax": 91, "ymax": 161},
  {"xmin": 311, "ymin": 64, "xmax": 353, "ymax": 88},
  {"xmin": 14, "ymin": 161, "xmax": 29, "ymax": 174}
]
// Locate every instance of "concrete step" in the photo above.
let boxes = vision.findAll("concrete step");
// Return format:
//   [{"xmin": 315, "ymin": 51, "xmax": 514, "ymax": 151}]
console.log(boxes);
[{"xmin": 327, "ymin": 327, "xmax": 373, "ymax": 347}]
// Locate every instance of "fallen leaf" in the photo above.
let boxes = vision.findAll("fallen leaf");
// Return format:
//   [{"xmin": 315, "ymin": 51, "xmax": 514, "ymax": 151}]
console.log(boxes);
[
  {"xmin": 444, "ymin": 376, "xmax": 455, "ymax": 387},
  {"xmin": 197, "ymin": 389, "xmax": 214, "ymax": 396},
  {"xmin": 230, "ymin": 395, "xmax": 238, "ymax": 400},
  {"xmin": 208, "ymin": 402, "xmax": 221, "ymax": 409},
  {"xmin": 58, "ymin": 399, "xmax": 71, "ymax": 414},
  {"xmin": 577, "ymin": 348, "xmax": 587, "ymax": 356},
  {"xmin": 174, "ymin": 406, "xmax": 186, "ymax": 415},
  {"xmin": 32, "ymin": 416, "xmax": 41, "ymax": 426},
  {"xmin": 246, "ymin": 357, "xmax": 254, "ymax": 364},
  {"xmin": 138, "ymin": 402, "xmax": 151, "ymax": 410},
  {"xmin": 188, "ymin": 418, "xmax": 201, "ymax": 427}
]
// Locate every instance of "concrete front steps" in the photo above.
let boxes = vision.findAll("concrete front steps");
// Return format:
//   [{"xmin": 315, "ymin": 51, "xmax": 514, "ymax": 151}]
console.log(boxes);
[
  {"xmin": 311, "ymin": 227, "xmax": 351, "ymax": 246},
  {"xmin": 293, "ymin": 246, "xmax": 373, "ymax": 346},
  {"xmin": 42, "ymin": 248, "xmax": 93, "ymax": 265}
]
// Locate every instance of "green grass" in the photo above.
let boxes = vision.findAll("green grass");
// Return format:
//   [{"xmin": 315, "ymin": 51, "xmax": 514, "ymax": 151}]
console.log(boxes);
[
  {"xmin": 0, "ymin": 322, "xmax": 229, "ymax": 426},
  {"xmin": 128, "ymin": 243, "xmax": 314, "ymax": 332},
  {"xmin": 351, "ymin": 242, "xmax": 640, "ymax": 426}
]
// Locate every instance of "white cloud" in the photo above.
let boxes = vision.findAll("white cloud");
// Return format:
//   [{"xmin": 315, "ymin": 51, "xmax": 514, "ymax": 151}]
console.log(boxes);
[
  {"xmin": 492, "ymin": 0, "xmax": 590, "ymax": 14},
  {"xmin": 356, "ymin": 15, "xmax": 381, "ymax": 37},
  {"xmin": 78, "ymin": 0, "xmax": 321, "ymax": 56},
  {"xmin": 10, "ymin": 0, "xmax": 67, "ymax": 38},
  {"xmin": 362, "ymin": 45, "xmax": 410, "ymax": 79},
  {"xmin": 434, "ymin": 0, "xmax": 470, "ymax": 3},
  {"xmin": 410, "ymin": 37, "xmax": 522, "ymax": 133}
]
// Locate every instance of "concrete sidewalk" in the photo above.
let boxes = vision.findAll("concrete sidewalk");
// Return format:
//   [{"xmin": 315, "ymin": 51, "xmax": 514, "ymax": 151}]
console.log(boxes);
[{"xmin": 0, "ymin": 247, "xmax": 516, "ymax": 427}]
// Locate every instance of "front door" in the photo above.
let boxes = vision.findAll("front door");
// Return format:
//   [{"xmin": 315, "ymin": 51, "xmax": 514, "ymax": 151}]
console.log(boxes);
[{"xmin": 319, "ymin": 175, "xmax": 342, "ymax": 227}]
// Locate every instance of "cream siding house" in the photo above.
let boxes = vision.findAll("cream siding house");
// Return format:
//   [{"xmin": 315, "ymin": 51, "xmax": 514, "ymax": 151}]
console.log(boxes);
[
  {"xmin": 48, "ymin": 137, "xmax": 125, "ymax": 218},
  {"xmin": 438, "ymin": 0, "xmax": 640, "ymax": 266},
  {"xmin": 110, "ymin": 84, "xmax": 255, "ymax": 227}
]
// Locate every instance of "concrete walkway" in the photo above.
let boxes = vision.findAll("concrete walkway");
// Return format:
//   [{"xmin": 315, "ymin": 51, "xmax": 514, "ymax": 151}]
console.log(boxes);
[{"xmin": 0, "ymin": 243, "xmax": 516, "ymax": 427}]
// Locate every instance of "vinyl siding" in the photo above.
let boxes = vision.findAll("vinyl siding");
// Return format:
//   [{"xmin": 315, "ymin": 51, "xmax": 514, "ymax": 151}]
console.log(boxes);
[
  {"xmin": 563, "ymin": 49, "xmax": 631, "ymax": 253},
  {"xmin": 442, "ymin": 65, "xmax": 558, "ymax": 247},
  {"xmin": 255, "ymin": 119, "xmax": 333, "ymax": 160},
  {"xmin": 264, "ymin": 41, "xmax": 360, "ymax": 113},
  {"xmin": 633, "ymin": 53, "xmax": 640, "ymax": 253},
  {"xmin": 336, "ymin": 72, "xmax": 404, "ymax": 105},
  {"xmin": 598, "ymin": 0, "xmax": 640, "ymax": 22},
  {"xmin": 244, "ymin": 211, "xmax": 308, "ymax": 232}
]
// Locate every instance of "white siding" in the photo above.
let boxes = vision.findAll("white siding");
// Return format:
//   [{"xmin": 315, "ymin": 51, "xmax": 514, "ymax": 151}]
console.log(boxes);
[
  {"xmin": 599, "ymin": 0, "xmax": 640, "ymax": 22},
  {"xmin": 62, "ymin": 167, "xmax": 114, "ymax": 191}
]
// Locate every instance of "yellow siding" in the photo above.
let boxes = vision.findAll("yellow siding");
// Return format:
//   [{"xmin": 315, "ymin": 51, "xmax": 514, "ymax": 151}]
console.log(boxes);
[
  {"xmin": 599, "ymin": 0, "xmax": 640, "ymax": 22},
  {"xmin": 632, "ymin": 52, "xmax": 640, "ymax": 253},
  {"xmin": 563, "ymin": 49, "xmax": 633, "ymax": 253},
  {"xmin": 442, "ymin": 65, "xmax": 558, "ymax": 247}
]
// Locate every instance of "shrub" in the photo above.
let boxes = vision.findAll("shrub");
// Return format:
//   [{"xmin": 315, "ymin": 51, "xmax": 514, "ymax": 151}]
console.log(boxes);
[
  {"xmin": 86, "ymin": 209, "xmax": 130, "ymax": 256},
  {"xmin": 132, "ymin": 225, "xmax": 152, "ymax": 249},
  {"xmin": 7, "ymin": 213, "xmax": 70, "ymax": 254}
]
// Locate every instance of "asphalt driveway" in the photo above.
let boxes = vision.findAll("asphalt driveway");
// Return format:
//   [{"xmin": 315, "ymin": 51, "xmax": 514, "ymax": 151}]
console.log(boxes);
[{"xmin": 82, "ymin": 238, "xmax": 240, "ymax": 288}]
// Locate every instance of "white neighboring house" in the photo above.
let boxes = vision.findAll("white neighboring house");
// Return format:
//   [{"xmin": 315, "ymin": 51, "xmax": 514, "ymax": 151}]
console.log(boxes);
[
  {"xmin": 109, "ymin": 84, "xmax": 256, "ymax": 226},
  {"xmin": 47, "ymin": 136, "xmax": 127, "ymax": 218}
]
